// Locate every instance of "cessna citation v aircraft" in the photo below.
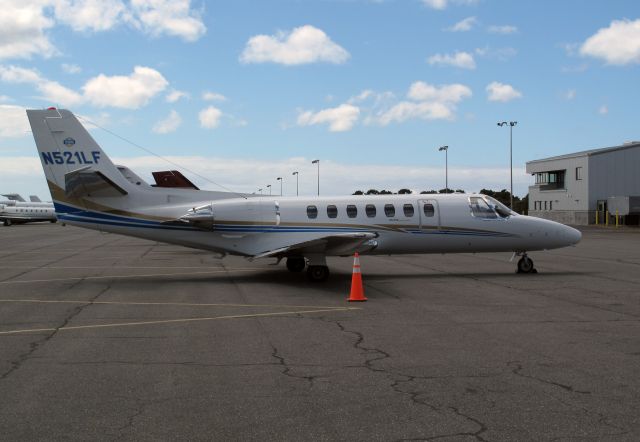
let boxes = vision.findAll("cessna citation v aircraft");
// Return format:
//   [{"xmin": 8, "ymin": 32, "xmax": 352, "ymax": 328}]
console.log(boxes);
[{"xmin": 27, "ymin": 108, "xmax": 581, "ymax": 281}]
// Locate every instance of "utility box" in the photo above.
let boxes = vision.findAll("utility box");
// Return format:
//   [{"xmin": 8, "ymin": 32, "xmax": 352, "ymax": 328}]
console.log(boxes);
[{"xmin": 607, "ymin": 196, "xmax": 640, "ymax": 216}]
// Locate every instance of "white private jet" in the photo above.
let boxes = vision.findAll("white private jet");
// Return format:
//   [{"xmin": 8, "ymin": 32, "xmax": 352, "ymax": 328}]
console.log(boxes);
[
  {"xmin": 26, "ymin": 108, "xmax": 581, "ymax": 281},
  {"xmin": 0, "ymin": 194, "xmax": 56, "ymax": 226}
]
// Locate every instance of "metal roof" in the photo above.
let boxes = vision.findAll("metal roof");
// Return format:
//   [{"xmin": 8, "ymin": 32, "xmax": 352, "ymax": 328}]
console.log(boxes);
[{"xmin": 527, "ymin": 141, "xmax": 640, "ymax": 164}]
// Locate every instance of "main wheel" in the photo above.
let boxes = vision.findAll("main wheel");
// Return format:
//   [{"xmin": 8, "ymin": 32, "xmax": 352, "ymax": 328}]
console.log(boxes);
[
  {"xmin": 286, "ymin": 257, "xmax": 306, "ymax": 272},
  {"xmin": 307, "ymin": 265, "xmax": 330, "ymax": 282},
  {"xmin": 517, "ymin": 256, "xmax": 535, "ymax": 273}
]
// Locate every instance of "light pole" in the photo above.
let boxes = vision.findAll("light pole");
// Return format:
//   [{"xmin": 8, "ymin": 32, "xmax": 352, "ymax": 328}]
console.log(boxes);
[
  {"xmin": 497, "ymin": 121, "xmax": 517, "ymax": 209},
  {"xmin": 276, "ymin": 177, "xmax": 282, "ymax": 196},
  {"xmin": 438, "ymin": 145, "xmax": 448, "ymax": 192},
  {"xmin": 312, "ymin": 159, "xmax": 319, "ymax": 196},
  {"xmin": 292, "ymin": 171, "xmax": 299, "ymax": 196},
  {"xmin": 267, "ymin": 184, "xmax": 271, "ymax": 196}
]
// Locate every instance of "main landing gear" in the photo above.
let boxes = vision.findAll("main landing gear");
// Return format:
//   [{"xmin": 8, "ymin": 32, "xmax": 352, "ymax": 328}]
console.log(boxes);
[
  {"xmin": 286, "ymin": 257, "xmax": 306, "ymax": 273},
  {"xmin": 307, "ymin": 265, "xmax": 330, "ymax": 282},
  {"xmin": 516, "ymin": 253, "xmax": 537, "ymax": 274},
  {"xmin": 285, "ymin": 255, "xmax": 330, "ymax": 282}
]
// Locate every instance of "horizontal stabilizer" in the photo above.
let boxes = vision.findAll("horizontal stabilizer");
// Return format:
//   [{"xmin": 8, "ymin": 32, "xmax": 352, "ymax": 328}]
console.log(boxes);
[{"xmin": 65, "ymin": 167, "xmax": 128, "ymax": 198}]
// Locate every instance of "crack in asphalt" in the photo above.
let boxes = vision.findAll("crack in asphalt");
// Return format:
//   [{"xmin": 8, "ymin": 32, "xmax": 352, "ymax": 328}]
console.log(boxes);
[
  {"xmin": 0, "ymin": 283, "xmax": 111, "ymax": 381},
  {"xmin": 323, "ymin": 317, "xmax": 492, "ymax": 442},
  {"xmin": 508, "ymin": 361, "xmax": 591, "ymax": 395}
]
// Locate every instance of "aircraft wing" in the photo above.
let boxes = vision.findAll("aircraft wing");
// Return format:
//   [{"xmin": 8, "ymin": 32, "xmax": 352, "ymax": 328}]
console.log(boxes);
[{"xmin": 252, "ymin": 232, "xmax": 378, "ymax": 259}]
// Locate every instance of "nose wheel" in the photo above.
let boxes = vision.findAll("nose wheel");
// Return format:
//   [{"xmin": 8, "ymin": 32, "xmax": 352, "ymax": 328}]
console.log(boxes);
[{"xmin": 517, "ymin": 254, "xmax": 537, "ymax": 274}]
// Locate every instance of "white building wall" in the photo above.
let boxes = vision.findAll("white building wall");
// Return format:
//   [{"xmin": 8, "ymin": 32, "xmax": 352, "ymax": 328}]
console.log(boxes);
[{"xmin": 526, "ymin": 156, "xmax": 589, "ymax": 224}]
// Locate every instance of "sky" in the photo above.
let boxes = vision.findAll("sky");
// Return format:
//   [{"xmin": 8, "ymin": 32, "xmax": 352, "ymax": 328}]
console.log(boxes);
[{"xmin": 1, "ymin": 0, "xmax": 640, "ymax": 199}]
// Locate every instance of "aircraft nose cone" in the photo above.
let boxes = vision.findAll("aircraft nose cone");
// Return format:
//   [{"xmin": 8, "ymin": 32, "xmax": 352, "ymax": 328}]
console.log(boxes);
[{"xmin": 565, "ymin": 225, "xmax": 582, "ymax": 245}]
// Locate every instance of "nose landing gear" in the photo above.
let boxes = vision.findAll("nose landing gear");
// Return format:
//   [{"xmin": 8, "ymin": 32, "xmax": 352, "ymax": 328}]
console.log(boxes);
[{"xmin": 516, "ymin": 253, "xmax": 537, "ymax": 274}]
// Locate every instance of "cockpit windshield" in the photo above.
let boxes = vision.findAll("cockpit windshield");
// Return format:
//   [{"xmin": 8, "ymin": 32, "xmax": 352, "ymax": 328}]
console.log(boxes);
[
  {"xmin": 484, "ymin": 196, "xmax": 517, "ymax": 218},
  {"xmin": 469, "ymin": 196, "xmax": 516, "ymax": 219}
]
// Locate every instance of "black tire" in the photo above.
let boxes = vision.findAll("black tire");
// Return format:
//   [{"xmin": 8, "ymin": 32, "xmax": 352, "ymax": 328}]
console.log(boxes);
[
  {"xmin": 517, "ymin": 256, "xmax": 534, "ymax": 273},
  {"xmin": 286, "ymin": 257, "xmax": 306, "ymax": 272},
  {"xmin": 50, "ymin": 219, "xmax": 57, "ymax": 223},
  {"xmin": 307, "ymin": 265, "xmax": 330, "ymax": 282}
]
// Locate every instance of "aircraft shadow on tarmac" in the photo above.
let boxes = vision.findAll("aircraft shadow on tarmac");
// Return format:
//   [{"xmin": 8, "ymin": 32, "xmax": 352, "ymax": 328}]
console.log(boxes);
[{"xmin": 140, "ymin": 269, "xmax": 589, "ymax": 290}]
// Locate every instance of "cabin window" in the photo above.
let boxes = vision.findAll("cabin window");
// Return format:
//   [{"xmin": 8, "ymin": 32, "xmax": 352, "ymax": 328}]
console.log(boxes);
[
  {"xmin": 365, "ymin": 204, "xmax": 376, "ymax": 218},
  {"xmin": 423, "ymin": 203, "xmax": 435, "ymax": 217},
  {"xmin": 384, "ymin": 204, "xmax": 395, "ymax": 217},
  {"xmin": 327, "ymin": 205, "xmax": 338, "ymax": 218},
  {"xmin": 346, "ymin": 205, "xmax": 357, "ymax": 218},
  {"xmin": 307, "ymin": 205, "xmax": 318, "ymax": 219},
  {"xmin": 403, "ymin": 204, "xmax": 415, "ymax": 217},
  {"xmin": 469, "ymin": 197, "xmax": 497, "ymax": 219}
]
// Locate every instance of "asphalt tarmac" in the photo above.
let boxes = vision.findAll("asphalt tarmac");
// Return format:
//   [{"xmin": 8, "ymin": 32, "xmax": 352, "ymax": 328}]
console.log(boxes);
[{"xmin": 0, "ymin": 223, "xmax": 639, "ymax": 441}]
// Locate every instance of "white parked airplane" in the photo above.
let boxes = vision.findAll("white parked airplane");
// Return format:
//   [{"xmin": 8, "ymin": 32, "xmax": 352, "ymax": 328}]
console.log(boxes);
[
  {"xmin": 27, "ymin": 108, "xmax": 581, "ymax": 281},
  {"xmin": 0, "ymin": 194, "xmax": 56, "ymax": 226}
]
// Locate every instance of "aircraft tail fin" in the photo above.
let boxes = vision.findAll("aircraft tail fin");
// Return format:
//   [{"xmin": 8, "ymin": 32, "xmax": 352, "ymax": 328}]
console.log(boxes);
[{"xmin": 26, "ymin": 108, "xmax": 132, "ymax": 206}]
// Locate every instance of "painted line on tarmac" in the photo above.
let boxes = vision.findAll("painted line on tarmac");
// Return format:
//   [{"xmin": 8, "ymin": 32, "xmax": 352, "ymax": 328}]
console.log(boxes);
[
  {"xmin": 0, "ymin": 299, "xmax": 349, "ymax": 310},
  {"xmin": 0, "ymin": 268, "xmax": 278, "ymax": 284},
  {"xmin": 0, "ymin": 307, "xmax": 361, "ymax": 335}
]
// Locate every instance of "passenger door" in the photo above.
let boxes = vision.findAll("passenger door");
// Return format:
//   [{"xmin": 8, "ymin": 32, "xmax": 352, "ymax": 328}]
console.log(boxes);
[{"xmin": 418, "ymin": 199, "xmax": 440, "ymax": 230}]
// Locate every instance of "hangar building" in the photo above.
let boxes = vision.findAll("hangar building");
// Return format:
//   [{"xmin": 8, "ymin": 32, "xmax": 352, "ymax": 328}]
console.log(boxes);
[{"xmin": 526, "ymin": 141, "xmax": 640, "ymax": 225}]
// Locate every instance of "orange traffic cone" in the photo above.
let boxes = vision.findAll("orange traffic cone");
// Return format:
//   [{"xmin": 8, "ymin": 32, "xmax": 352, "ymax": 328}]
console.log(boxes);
[{"xmin": 348, "ymin": 253, "xmax": 367, "ymax": 302}]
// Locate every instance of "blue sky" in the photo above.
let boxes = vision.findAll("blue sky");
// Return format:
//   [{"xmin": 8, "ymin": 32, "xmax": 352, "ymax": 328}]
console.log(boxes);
[{"xmin": 1, "ymin": 0, "xmax": 639, "ymax": 198}]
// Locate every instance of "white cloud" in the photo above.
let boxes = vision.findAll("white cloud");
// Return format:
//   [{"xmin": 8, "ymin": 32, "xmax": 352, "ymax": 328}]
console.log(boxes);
[
  {"xmin": 488, "ymin": 25, "xmax": 518, "ymax": 34},
  {"xmin": 61, "ymin": 63, "xmax": 81, "ymax": 74},
  {"xmin": 407, "ymin": 81, "xmax": 472, "ymax": 103},
  {"xmin": 599, "ymin": 105, "xmax": 608, "ymax": 115},
  {"xmin": 427, "ymin": 51, "xmax": 476, "ymax": 69},
  {"xmin": 166, "ymin": 89, "xmax": 189, "ymax": 103},
  {"xmin": 152, "ymin": 109, "xmax": 182, "ymax": 134},
  {"xmin": 0, "ymin": 1, "xmax": 56, "ymax": 60},
  {"xmin": 565, "ymin": 89, "xmax": 576, "ymax": 100},
  {"xmin": 199, "ymin": 106, "xmax": 222, "ymax": 129},
  {"xmin": 580, "ymin": 19, "xmax": 640, "ymax": 65},
  {"xmin": 475, "ymin": 46, "xmax": 517, "ymax": 61},
  {"xmin": 297, "ymin": 103, "xmax": 360, "ymax": 132},
  {"xmin": 0, "ymin": 0, "xmax": 205, "ymax": 62},
  {"xmin": 240, "ymin": 25, "xmax": 350, "ymax": 65},
  {"xmin": 0, "ymin": 104, "xmax": 30, "ymax": 137},
  {"xmin": 376, "ymin": 81, "xmax": 472, "ymax": 125},
  {"xmin": 83, "ymin": 66, "xmax": 168, "ymax": 108},
  {"xmin": 202, "ymin": 91, "xmax": 227, "ymax": 101},
  {"xmin": 0, "ymin": 95, "xmax": 12, "ymax": 103},
  {"xmin": 52, "ymin": 0, "xmax": 128, "ymax": 32},
  {"xmin": 486, "ymin": 81, "xmax": 522, "ymax": 102},
  {"xmin": 422, "ymin": 0, "xmax": 477, "ymax": 10},
  {"xmin": 447, "ymin": 16, "xmax": 477, "ymax": 32},
  {"xmin": 0, "ymin": 65, "xmax": 83, "ymax": 106},
  {"xmin": 129, "ymin": 0, "xmax": 206, "ymax": 42}
]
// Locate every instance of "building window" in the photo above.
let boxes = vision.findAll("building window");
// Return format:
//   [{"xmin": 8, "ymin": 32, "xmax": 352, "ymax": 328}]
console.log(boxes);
[
  {"xmin": 346, "ymin": 205, "xmax": 357, "ymax": 218},
  {"xmin": 544, "ymin": 201, "xmax": 548, "ymax": 210},
  {"xmin": 327, "ymin": 205, "xmax": 337, "ymax": 218},
  {"xmin": 576, "ymin": 167, "xmax": 583, "ymax": 180},
  {"xmin": 307, "ymin": 205, "xmax": 318, "ymax": 219},
  {"xmin": 365, "ymin": 204, "xmax": 376, "ymax": 218},
  {"xmin": 403, "ymin": 204, "xmax": 415, "ymax": 217},
  {"xmin": 550, "ymin": 201, "xmax": 553, "ymax": 210},
  {"xmin": 423, "ymin": 203, "xmax": 435, "ymax": 217},
  {"xmin": 384, "ymin": 204, "xmax": 395, "ymax": 217}
]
